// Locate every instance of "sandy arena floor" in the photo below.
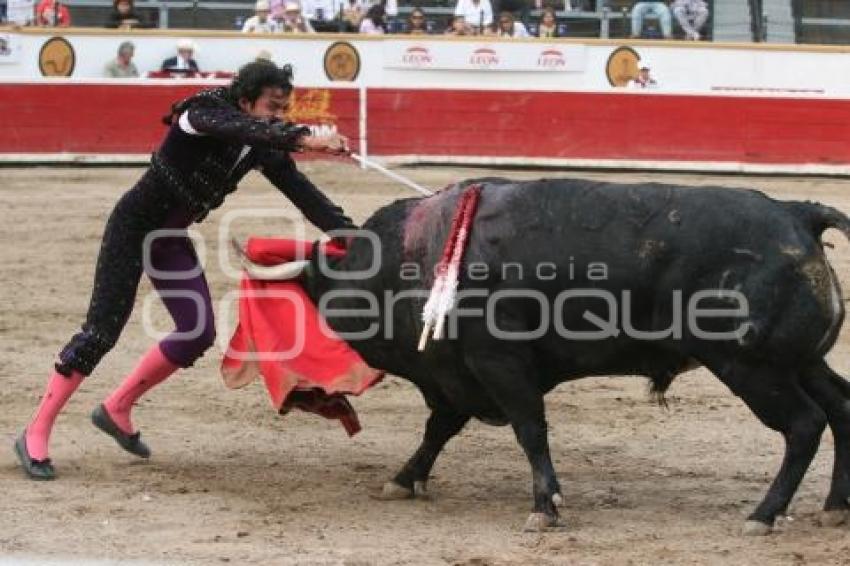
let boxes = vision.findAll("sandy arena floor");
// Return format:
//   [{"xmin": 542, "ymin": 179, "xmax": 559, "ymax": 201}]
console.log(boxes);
[{"xmin": 2, "ymin": 164, "xmax": 850, "ymax": 565}]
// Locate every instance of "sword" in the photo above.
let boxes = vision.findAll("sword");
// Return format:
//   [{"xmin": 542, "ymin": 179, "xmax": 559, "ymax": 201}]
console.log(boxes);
[{"xmin": 349, "ymin": 153, "xmax": 434, "ymax": 197}]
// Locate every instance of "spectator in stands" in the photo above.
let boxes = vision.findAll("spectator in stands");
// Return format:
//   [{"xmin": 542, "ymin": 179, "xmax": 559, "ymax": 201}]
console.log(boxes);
[
  {"xmin": 671, "ymin": 0, "xmax": 708, "ymax": 40},
  {"xmin": 35, "ymin": 0, "xmax": 71, "ymax": 26},
  {"xmin": 300, "ymin": 0, "xmax": 398, "ymax": 27},
  {"xmin": 445, "ymin": 14, "xmax": 472, "ymax": 35},
  {"xmin": 630, "ymin": 1, "xmax": 671, "ymax": 38},
  {"xmin": 536, "ymin": 7, "xmax": 558, "ymax": 37},
  {"xmin": 301, "ymin": 0, "xmax": 334, "ymax": 25},
  {"xmin": 105, "ymin": 0, "xmax": 146, "ymax": 28},
  {"xmin": 161, "ymin": 39, "xmax": 200, "ymax": 74},
  {"xmin": 338, "ymin": 0, "xmax": 365, "ymax": 31},
  {"xmin": 359, "ymin": 4, "xmax": 385, "ymax": 33},
  {"xmin": 377, "ymin": 0, "xmax": 397, "ymax": 18},
  {"xmin": 269, "ymin": 0, "xmax": 285, "ymax": 24},
  {"xmin": 628, "ymin": 61, "xmax": 658, "ymax": 88},
  {"xmin": 104, "ymin": 41, "xmax": 139, "ymax": 78},
  {"xmin": 280, "ymin": 1, "xmax": 315, "ymax": 32},
  {"xmin": 454, "ymin": 0, "xmax": 492, "ymax": 34},
  {"xmin": 242, "ymin": 0, "xmax": 281, "ymax": 32},
  {"xmin": 495, "ymin": 10, "xmax": 529, "ymax": 37},
  {"xmin": 407, "ymin": 7, "xmax": 428, "ymax": 34}
]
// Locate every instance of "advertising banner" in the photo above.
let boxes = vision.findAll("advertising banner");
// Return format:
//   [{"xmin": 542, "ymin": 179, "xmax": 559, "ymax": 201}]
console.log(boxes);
[{"xmin": 383, "ymin": 41, "xmax": 587, "ymax": 73}]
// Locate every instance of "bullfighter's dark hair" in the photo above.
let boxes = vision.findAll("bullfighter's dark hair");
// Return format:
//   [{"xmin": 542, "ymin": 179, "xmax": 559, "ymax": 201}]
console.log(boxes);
[
  {"xmin": 162, "ymin": 62, "xmax": 294, "ymax": 125},
  {"xmin": 229, "ymin": 61, "xmax": 294, "ymax": 104}
]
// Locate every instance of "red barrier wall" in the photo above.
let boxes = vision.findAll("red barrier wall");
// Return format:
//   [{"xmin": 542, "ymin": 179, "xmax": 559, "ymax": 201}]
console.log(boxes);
[
  {"xmin": 2, "ymin": 83, "xmax": 850, "ymax": 169},
  {"xmin": 367, "ymin": 89, "xmax": 850, "ymax": 165},
  {"xmin": 0, "ymin": 83, "xmax": 361, "ymax": 154}
]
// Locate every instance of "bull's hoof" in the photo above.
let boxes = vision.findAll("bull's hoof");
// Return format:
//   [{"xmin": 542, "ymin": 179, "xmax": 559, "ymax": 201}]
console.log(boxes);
[
  {"xmin": 552, "ymin": 493, "xmax": 564, "ymax": 508},
  {"xmin": 523, "ymin": 512, "xmax": 564, "ymax": 532},
  {"xmin": 818, "ymin": 509, "xmax": 849, "ymax": 527},
  {"xmin": 375, "ymin": 481, "xmax": 414, "ymax": 500},
  {"xmin": 742, "ymin": 520, "xmax": 773, "ymax": 536},
  {"xmin": 413, "ymin": 480, "xmax": 430, "ymax": 500}
]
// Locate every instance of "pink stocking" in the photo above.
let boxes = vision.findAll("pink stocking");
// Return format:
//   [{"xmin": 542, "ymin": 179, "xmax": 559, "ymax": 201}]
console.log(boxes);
[
  {"xmin": 26, "ymin": 370, "xmax": 85, "ymax": 461},
  {"xmin": 102, "ymin": 345, "xmax": 180, "ymax": 434}
]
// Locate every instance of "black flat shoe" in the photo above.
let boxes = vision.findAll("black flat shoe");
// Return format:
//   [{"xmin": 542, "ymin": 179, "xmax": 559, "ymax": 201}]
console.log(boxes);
[
  {"xmin": 91, "ymin": 404, "xmax": 151, "ymax": 459},
  {"xmin": 14, "ymin": 431, "xmax": 55, "ymax": 481}
]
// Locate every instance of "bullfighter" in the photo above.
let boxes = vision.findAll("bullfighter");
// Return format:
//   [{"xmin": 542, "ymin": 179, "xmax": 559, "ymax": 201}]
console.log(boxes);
[{"xmin": 15, "ymin": 61, "xmax": 355, "ymax": 480}]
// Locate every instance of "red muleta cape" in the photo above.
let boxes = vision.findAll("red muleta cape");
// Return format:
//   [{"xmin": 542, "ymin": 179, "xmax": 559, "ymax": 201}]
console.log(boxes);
[{"xmin": 221, "ymin": 238, "xmax": 384, "ymax": 436}]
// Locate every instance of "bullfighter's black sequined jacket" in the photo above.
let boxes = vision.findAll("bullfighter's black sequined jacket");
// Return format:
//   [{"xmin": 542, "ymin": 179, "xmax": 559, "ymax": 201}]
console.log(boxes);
[{"xmin": 154, "ymin": 86, "xmax": 355, "ymax": 229}]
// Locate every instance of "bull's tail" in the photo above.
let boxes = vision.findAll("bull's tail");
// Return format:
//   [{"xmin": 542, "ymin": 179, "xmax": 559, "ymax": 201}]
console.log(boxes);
[{"xmin": 785, "ymin": 200, "xmax": 850, "ymax": 243}]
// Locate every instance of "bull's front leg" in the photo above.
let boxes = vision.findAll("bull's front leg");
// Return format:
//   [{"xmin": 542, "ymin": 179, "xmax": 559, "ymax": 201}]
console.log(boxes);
[
  {"xmin": 512, "ymin": 415, "xmax": 563, "ymax": 531},
  {"xmin": 465, "ymin": 349, "xmax": 564, "ymax": 532},
  {"xmin": 378, "ymin": 408, "xmax": 469, "ymax": 500}
]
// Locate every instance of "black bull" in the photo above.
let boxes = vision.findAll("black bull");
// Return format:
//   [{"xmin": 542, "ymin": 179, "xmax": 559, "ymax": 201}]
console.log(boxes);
[{"xmin": 301, "ymin": 178, "xmax": 850, "ymax": 533}]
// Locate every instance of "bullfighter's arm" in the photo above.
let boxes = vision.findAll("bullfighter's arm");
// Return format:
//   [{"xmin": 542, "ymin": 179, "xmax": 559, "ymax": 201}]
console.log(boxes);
[
  {"xmin": 181, "ymin": 104, "xmax": 310, "ymax": 150},
  {"xmin": 257, "ymin": 150, "xmax": 357, "ymax": 233}
]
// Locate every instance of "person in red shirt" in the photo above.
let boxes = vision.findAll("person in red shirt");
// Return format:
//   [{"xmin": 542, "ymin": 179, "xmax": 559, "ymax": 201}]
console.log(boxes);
[{"xmin": 36, "ymin": 0, "xmax": 72, "ymax": 26}]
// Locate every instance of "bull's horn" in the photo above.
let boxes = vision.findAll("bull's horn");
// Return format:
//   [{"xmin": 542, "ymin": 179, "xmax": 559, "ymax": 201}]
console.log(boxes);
[{"xmin": 242, "ymin": 259, "xmax": 310, "ymax": 281}]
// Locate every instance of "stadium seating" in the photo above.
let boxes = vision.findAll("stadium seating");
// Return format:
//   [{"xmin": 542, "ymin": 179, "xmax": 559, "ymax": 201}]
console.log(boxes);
[{"xmin": 42, "ymin": 0, "xmax": 850, "ymax": 44}]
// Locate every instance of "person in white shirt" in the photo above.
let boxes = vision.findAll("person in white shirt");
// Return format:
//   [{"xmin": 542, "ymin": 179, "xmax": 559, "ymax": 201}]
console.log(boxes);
[
  {"xmin": 495, "ymin": 10, "xmax": 528, "ymax": 37},
  {"xmin": 280, "ymin": 0, "xmax": 316, "ymax": 32},
  {"xmin": 358, "ymin": 3, "xmax": 385, "ymax": 33},
  {"xmin": 671, "ymin": 0, "xmax": 708, "ymax": 40},
  {"xmin": 160, "ymin": 39, "xmax": 199, "ymax": 74},
  {"xmin": 242, "ymin": 0, "xmax": 281, "ymax": 32},
  {"xmin": 299, "ymin": 0, "xmax": 337, "ymax": 21},
  {"xmin": 299, "ymin": 0, "xmax": 394, "ymax": 25},
  {"xmin": 454, "ymin": 0, "xmax": 492, "ymax": 32}
]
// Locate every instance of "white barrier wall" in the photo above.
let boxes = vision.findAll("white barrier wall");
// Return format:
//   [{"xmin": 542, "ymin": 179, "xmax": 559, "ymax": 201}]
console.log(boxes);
[
  {"xmin": 1, "ymin": 27, "xmax": 849, "ymax": 96},
  {"xmin": 3, "ymin": 27, "xmax": 850, "ymax": 173}
]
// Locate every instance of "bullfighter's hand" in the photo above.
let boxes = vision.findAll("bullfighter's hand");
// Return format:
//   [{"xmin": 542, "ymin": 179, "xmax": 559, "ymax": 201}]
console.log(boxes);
[{"xmin": 299, "ymin": 133, "xmax": 350, "ymax": 154}]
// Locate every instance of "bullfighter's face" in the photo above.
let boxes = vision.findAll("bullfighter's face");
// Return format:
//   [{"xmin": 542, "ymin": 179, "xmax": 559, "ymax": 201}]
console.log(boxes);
[{"xmin": 239, "ymin": 86, "xmax": 291, "ymax": 121}]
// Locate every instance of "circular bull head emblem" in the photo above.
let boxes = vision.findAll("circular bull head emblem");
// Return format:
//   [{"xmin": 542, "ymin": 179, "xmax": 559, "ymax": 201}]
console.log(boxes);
[
  {"xmin": 323, "ymin": 41, "xmax": 361, "ymax": 82},
  {"xmin": 39, "ymin": 36, "xmax": 75, "ymax": 77},
  {"xmin": 605, "ymin": 46, "xmax": 640, "ymax": 87}
]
